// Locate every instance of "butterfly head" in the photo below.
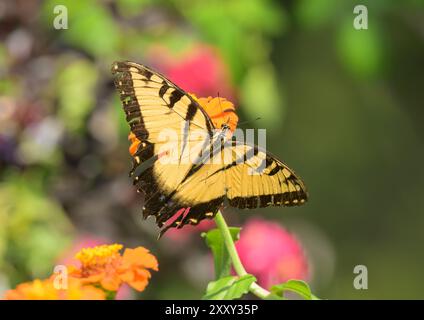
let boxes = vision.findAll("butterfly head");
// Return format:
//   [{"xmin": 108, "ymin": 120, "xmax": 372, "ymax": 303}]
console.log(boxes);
[{"xmin": 221, "ymin": 123, "xmax": 230, "ymax": 131}]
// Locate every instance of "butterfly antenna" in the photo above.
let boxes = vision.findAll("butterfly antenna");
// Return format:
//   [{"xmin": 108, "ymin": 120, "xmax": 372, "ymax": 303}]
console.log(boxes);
[
  {"xmin": 238, "ymin": 117, "xmax": 262, "ymax": 127},
  {"xmin": 217, "ymin": 91, "xmax": 232, "ymax": 125}
]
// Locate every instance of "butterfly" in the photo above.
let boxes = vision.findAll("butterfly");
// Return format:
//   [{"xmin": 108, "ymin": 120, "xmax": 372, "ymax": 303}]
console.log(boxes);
[{"xmin": 111, "ymin": 61, "xmax": 308, "ymax": 236}]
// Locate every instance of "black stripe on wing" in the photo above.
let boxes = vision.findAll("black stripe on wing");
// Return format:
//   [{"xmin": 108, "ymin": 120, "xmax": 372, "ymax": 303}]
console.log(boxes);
[
  {"xmin": 111, "ymin": 61, "xmax": 215, "ymax": 140},
  {"xmin": 112, "ymin": 61, "xmax": 224, "ymax": 236},
  {"xmin": 224, "ymin": 141, "xmax": 308, "ymax": 209}
]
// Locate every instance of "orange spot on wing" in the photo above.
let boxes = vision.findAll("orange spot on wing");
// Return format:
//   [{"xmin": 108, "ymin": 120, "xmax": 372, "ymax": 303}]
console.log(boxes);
[{"xmin": 128, "ymin": 132, "xmax": 141, "ymax": 156}]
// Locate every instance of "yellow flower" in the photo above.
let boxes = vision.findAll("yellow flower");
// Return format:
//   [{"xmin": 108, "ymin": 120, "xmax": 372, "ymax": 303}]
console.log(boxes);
[
  {"xmin": 4, "ymin": 278, "xmax": 105, "ymax": 300},
  {"xmin": 70, "ymin": 244, "xmax": 158, "ymax": 292},
  {"xmin": 4, "ymin": 244, "xmax": 158, "ymax": 299},
  {"xmin": 76, "ymin": 244, "xmax": 123, "ymax": 268}
]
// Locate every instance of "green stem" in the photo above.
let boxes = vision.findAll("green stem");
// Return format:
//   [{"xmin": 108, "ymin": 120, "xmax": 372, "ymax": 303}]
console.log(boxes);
[{"xmin": 214, "ymin": 211, "xmax": 271, "ymax": 299}]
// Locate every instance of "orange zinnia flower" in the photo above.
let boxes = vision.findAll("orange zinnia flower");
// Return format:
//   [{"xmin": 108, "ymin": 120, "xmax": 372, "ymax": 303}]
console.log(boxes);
[
  {"xmin": 70, "ymin": 244, "xmax": 158, "ymax": 292},
  {"xmin": 192, "ymin": 95, "xmax": 239, "ymax": 133},
  {"xmin": 4, "ymin": 278, "xmax": 105, "ymax": 300}
]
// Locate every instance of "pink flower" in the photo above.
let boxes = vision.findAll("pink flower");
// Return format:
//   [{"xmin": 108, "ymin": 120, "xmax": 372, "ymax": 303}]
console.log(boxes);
[
  {"xmin": 147, "ymin": 44, "xmax": 236, "ymax": 101},
  {"xmin": 236, "ymin": 218, "xmax": 309, "ymax": 289},
  {"xmin": 57, "ymin": 235, "xmax": 107, "ymax": 267}
]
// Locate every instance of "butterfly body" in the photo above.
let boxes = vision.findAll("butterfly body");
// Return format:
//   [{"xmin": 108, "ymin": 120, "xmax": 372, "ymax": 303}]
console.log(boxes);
[{"xmin": 112, "ymin": 61, "xmax": 308, "ymax": 236}]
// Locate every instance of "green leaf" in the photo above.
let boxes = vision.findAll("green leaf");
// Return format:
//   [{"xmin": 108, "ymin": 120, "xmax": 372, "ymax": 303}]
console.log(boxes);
[
  {"xmin": 56, "ymin": 59, "xmax": 98, "ymax": 134},
  {"xmin": 264, "ymin": 293, "xmax": 286, "ymax": 300},
  {"xmin": 336, "ymin": 20, "xmax": 386, "ymax": 79},
  {"xmin": 294, "ymin": 0, "xmax": 342, "ymax": 29},
  {"xmin": 202, "ymin": 227, "xmax": 241, "ymax": 279},
  {"xmin": 42, "ymin": 0, "xmax": 119, "ymax": 58},
  {"xmin": 116, "ymin": 0, "xmax": 153, "ymax": 17},
  {"xmin": 240, "ymin": 64, "xmax": 285, "ymax": 130},
  {"xmin": 203, "ymin": 275, "xmax": 256, "ymax": 300},
  {"xmin": 0, "ymin": 172, "xmax": 73, "ymax": 282},
  {"xmin": 271, "ymin": 280, "xmax": 319, "ymax": 300}
]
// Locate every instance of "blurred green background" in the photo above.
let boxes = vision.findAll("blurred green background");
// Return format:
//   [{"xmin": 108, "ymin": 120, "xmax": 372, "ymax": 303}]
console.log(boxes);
[{"xmin": 0, "ymin": 0, "xmax": 423, "ymax": 299}]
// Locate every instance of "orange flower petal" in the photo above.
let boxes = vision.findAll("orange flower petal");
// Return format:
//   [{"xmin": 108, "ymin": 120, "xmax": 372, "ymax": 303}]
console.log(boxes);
[
  {"xmin": 122, "ymin": 247, "xmax": 159, "ymax": 271},
  {"xmin": 69, "ymin": 244, "xmax": 158, "ymax": 293},
  {"xmin": 120, "ymin": 269, "xmax": 151, "ymax": 292},
  {"xmin": 4, "ymin": 278, "xmax": 105, "ymax": 300},
  {"xmin": 100, "ymin": 274, "xmax": 122, "ymax": 292},
  {"xmin": 194, "ymin": 96, "xmax": 238, "ymax": 132},
  {"xmin": 78, "ymin": 273, "xmax": 105, "ymax": 285}
]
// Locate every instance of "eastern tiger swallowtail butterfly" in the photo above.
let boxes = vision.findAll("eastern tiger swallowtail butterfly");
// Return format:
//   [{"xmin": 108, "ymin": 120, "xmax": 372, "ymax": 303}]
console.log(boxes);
[{"xmin": 111, "ymin": 61, "xmax": 308, "ymax": 236}]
